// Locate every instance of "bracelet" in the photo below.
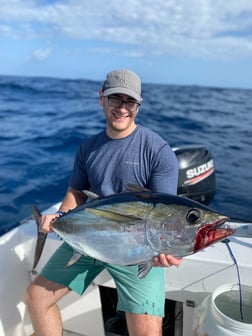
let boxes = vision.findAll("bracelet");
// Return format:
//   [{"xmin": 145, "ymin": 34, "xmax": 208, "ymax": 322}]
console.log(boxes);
[{"xmin": 56, "ymin": 211, "xmax": 65, "ymax": 215}]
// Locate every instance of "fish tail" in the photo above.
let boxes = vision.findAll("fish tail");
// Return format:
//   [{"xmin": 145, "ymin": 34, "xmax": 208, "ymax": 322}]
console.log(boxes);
[{"xmin": 31, "ymin": 205, "xmax": 48, "ymax": 271}]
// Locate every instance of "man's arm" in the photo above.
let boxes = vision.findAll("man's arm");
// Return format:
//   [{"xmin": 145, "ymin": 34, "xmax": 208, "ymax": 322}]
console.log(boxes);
[{"xmin": 59, "ymin": 186, "xmax": 87, "ymax": 212}]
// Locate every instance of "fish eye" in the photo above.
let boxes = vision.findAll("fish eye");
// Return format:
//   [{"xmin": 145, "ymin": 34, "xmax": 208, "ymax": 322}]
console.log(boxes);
[{"xmin": 186, "ymin": 208, "xmax": 202, "ymax": 224}]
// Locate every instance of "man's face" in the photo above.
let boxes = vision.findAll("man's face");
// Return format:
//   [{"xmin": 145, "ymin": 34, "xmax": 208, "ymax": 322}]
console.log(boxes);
[{"xmin": 99, "ymin": 91, "xmax": 140, "ymax": 137}]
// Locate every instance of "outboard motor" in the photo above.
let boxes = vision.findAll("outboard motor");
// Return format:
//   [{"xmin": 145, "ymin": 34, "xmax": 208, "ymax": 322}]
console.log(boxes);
[{"xmin": 173, "ymin": 145, "xmax": 215, "ymax": 205}]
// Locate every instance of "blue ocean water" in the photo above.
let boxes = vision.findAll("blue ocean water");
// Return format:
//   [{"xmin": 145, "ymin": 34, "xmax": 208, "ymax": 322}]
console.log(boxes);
[{"xmin": 0, "ymin": 75, "xmax": 252, "ymax": 235}]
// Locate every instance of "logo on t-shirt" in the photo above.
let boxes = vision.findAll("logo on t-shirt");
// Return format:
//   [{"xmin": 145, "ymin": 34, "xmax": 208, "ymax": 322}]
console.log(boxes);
[{"xmin": 125, "ymin": 160, "xmax": 140, "ymax": 166}]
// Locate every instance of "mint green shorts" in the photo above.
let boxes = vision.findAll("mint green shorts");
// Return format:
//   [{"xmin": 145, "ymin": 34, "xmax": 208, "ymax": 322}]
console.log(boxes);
[{"xmin": 40, "ymin": 242, "xmax": 165, "ymax": 316}]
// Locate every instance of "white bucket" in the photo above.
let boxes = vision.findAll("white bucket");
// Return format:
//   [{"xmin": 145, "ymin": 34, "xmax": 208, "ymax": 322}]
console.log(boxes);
[{"xmin": 193, "ymin": 284, "xmax": 252, "ymax": 336}]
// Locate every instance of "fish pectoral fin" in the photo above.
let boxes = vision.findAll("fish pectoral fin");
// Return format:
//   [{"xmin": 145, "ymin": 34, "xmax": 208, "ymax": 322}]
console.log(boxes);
[
  {"xmin": 85, "ymin": 207, "xmax": 142, "ymax": 223},
  {"xmin": 138, "ymin": 261, "xmax": 153, "ymax": 279},
  {"xmin": 82, "ymin": 190, "xmax": 100, "ymax": 199},
  {"xmin": 65, "ymin": 251, "xmax": 83, "ymax": 267}
]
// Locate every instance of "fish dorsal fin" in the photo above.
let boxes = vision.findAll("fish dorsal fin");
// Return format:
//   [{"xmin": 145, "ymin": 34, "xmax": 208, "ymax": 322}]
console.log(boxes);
[
  {"xmin": 138, "ymin": 261, "xmax": 153, "ymax": 279},
  {"xmin": 86, "ymin": 207, "xmax": 142, "ymax": 224},
  {"xmin": 66, "ymin": 251, "xmax": 83, "ymax": 267},
  {"xmin": 126, "ymin": 184, "xmax": 157, "ymax": 199},
  {"xmin": 82, "ymin": 190, "xmax": 100, "ymax": 199},
  {"xmin": 126, "ymin": 184, "xmax": 151, "ymax": 192}
]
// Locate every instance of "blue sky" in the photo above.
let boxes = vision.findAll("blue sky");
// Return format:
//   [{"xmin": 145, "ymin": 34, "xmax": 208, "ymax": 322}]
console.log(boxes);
[{"xmin": 1, "ymin": 0, "xmax": 252, "ymax": 89}]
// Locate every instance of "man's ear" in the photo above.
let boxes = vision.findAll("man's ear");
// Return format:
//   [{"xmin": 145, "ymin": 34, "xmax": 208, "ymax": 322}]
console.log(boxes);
[{"xmin": 99, "ymin": 90, "xmax": 104, "ymax": 106}]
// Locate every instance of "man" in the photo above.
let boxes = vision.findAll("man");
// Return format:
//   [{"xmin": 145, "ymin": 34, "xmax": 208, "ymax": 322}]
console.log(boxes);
[{"xmin": 25, "ymin": 69, "xmax": 183, "ymax": 336}]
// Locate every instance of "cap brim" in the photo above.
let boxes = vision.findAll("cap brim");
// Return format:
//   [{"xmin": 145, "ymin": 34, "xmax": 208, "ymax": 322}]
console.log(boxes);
[{"xmin": 103, "ymin": 87, "xmax": 141, "ymax": 102}]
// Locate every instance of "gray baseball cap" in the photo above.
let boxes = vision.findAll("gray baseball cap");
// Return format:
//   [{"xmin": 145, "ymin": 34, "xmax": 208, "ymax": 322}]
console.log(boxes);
[{"xmin": 102, "ymin": 69, "xmax": 142, "ymax": 102}]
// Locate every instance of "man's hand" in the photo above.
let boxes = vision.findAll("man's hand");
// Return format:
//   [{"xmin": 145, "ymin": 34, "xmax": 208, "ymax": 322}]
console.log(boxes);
[
  {"xmin": 39, "ymin": 213, "xmax": 60, "ymax": 233},
  {"xmin": 152, "ymin": 254, "xmax": 183, "ymax": 268}
]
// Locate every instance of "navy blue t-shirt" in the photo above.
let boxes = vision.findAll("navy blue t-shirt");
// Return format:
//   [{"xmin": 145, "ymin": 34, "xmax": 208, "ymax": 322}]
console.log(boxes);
[{"xmin": 70, "ymin": 125, "xmax": 178, "ymax": 196}]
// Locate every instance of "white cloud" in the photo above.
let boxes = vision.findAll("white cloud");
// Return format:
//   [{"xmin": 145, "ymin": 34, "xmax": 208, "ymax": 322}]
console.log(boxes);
[
  {"xmin": 0, "ymin": 24, "xmax": 17, "ymax": 38},
  {"xmin": 1, "ymin": 0, "xmax": 252, "ymax": 61},
  {"xmin": 32, "ymin": 47, "xmax": 52, "ymax": 61}
]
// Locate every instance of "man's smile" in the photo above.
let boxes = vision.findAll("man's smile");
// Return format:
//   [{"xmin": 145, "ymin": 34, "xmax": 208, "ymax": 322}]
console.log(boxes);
[{"xmin": 112, "ymin": 111, "xmax": 129, "ymax": 120}]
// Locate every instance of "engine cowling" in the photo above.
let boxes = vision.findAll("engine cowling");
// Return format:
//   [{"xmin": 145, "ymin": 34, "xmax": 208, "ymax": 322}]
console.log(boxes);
[{"xmin": 174, "ymin": 145, "xmax": 215, "ymax": 205}]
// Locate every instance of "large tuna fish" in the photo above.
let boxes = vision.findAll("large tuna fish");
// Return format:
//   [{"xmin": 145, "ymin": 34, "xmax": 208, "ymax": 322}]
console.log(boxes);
[{"xmin": 32, "ymin": 186, "xmax": 233, "ymax": 278}]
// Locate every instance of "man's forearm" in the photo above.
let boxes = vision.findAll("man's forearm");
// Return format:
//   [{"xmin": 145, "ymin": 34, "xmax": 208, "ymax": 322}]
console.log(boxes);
[{"xmin": 59, "ymin": 186, "xmax": 87, "ymax": 212}]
